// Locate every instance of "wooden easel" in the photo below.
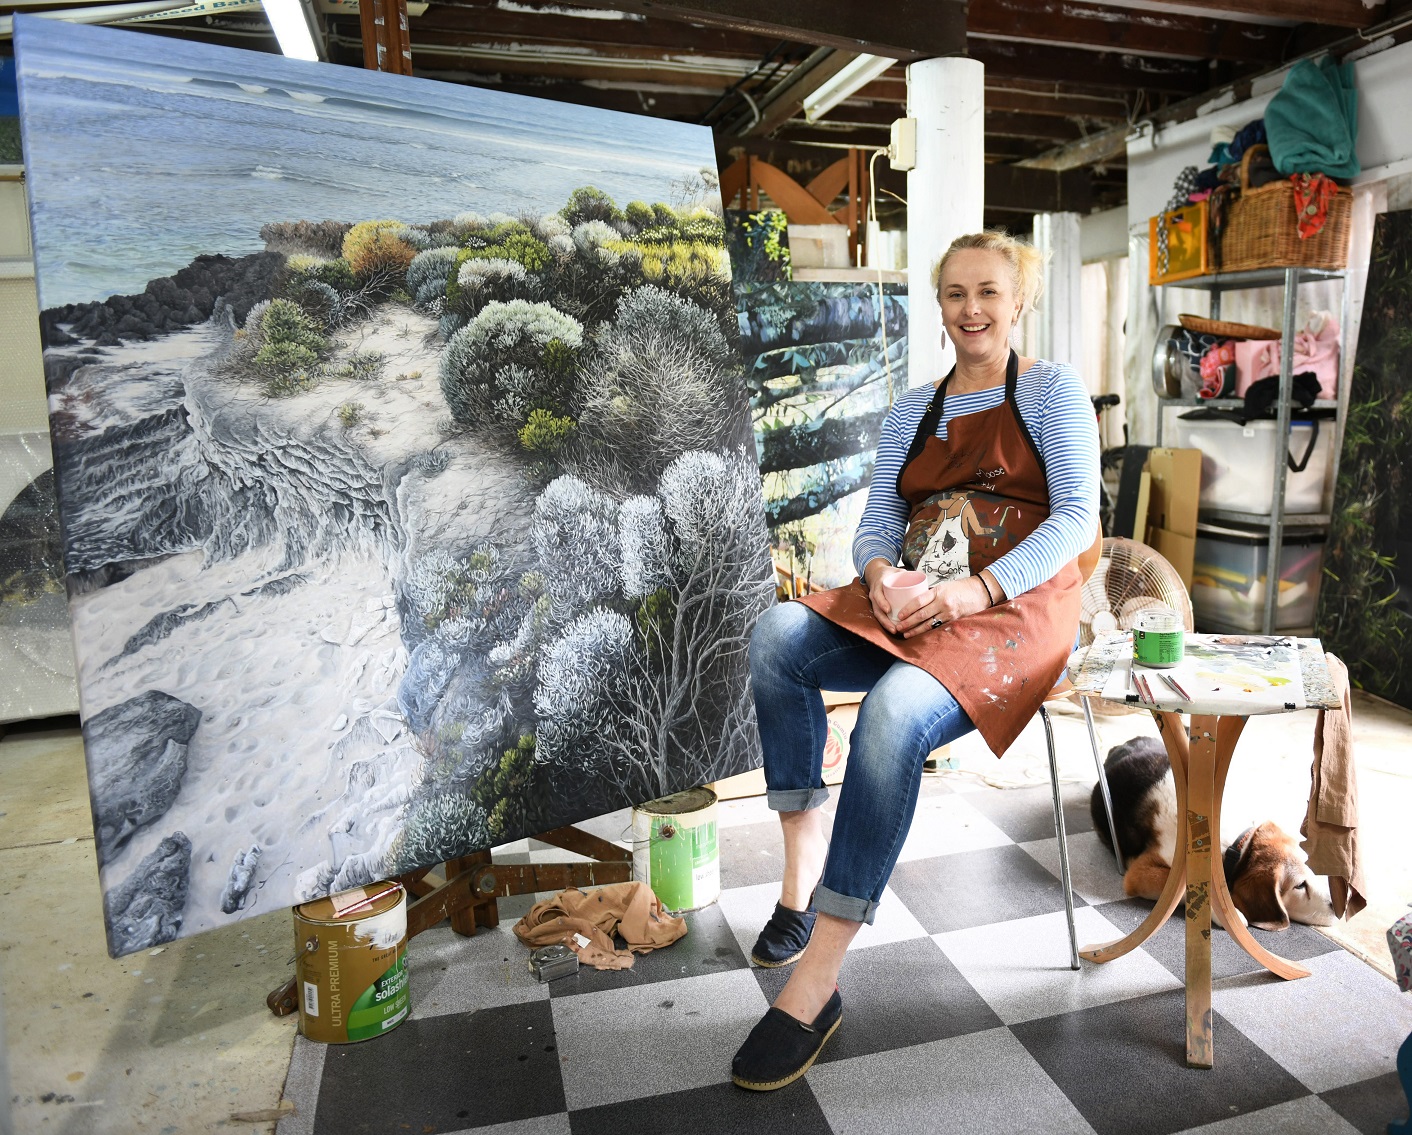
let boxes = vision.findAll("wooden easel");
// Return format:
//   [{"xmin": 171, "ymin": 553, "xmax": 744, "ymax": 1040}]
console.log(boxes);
[
  {"xmin": 718, "ymin": 148, "xmax": 871, "ymax": 264},
  {"xmin": 266, "ymin": 825, "xmax": 632, "ymax": 1015}
]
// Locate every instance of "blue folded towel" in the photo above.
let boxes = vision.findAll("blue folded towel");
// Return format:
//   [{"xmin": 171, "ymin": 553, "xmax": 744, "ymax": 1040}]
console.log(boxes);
[{"xmin": 1265, "ymin": 56, "xmax": 1359, "ymax": 179}]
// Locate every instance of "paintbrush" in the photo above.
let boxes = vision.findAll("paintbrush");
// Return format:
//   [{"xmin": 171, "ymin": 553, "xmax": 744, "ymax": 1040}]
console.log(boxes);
[{"xmin": 1158, "ymin": 672, "xmax": 1191, "ymax": 701}]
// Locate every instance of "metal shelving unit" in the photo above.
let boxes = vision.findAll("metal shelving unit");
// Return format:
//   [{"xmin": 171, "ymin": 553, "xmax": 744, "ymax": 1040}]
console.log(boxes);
[{"xmin": 1154, "ymin": 266, "xmax": 1349, "ymax": 634}]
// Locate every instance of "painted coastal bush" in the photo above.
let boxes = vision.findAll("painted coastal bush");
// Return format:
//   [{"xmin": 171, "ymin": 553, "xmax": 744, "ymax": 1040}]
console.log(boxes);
[
  {"xmin": 737, "ymin": 279, "xmax": 908, "ymax": 592},
  {"xmin": 14, "ymin": 18, "xmax": 771, "ymax": 955}
]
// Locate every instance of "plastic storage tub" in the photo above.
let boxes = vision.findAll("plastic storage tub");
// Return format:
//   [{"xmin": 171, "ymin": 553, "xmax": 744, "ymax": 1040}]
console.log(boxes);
[
  {"xmin": 1167, "ymin": 416, "xmax": 1332, "ymax": 514},
  {"xmin": 1191, "ymin": 522, "xmax": 1325, "ymax": 632}
]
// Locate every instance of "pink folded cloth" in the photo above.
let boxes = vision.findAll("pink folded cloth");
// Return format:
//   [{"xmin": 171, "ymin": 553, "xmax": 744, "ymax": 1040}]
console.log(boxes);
[{"xmin": 1233, "ymin": 312, "xmax": 1339, "ymax": 399}]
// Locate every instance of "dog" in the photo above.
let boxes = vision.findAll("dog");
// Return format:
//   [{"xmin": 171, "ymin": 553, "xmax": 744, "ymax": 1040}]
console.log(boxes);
[{"xmin": 1091, "ymin": 736, "xmax": 1335, "ymax": 930}]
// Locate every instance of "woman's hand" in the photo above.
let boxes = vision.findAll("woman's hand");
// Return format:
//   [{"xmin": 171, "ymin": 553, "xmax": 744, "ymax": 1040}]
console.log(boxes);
[
  {"xmin": 862, "ymin": 559, "xmax": 908, "ymax": 629},
  {"xmin": 862, "ymin": 561, "xmax": 1004, "ymax": 637},
  {"xmin": 894, "ymin": 574, "xmax": 1000, "ymax": 639}
]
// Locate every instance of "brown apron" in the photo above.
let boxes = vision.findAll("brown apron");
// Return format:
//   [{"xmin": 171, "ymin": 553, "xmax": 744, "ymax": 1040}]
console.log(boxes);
[{"xmin": 798, "ymin": 351, "xmax": 1097, "ymax": 756}]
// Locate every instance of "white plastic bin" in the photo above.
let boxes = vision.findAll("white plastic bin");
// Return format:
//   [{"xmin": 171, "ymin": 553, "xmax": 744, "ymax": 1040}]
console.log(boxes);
[
  {"xmin": 1191, "ymin": 522, "xmax": 1325, "ymax": 632},
  {"xmin": 1167, "ymin": 416, "xmax": 1332, "ymax": 514}
]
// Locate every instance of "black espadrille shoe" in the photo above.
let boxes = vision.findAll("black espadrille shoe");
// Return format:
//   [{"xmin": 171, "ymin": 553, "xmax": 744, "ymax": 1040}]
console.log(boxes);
[
  {"xmin": 750, "ymin": 901, "xmax": 816, "ymax": 967},
  {"xmin": 731, "ymin": 988, "xmax": 843, "ymax": 1091}
]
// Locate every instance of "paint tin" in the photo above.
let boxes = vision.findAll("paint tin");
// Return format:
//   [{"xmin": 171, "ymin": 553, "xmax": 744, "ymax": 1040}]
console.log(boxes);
[
  {"xmin": 631, "ymin": 787, "xmax": 719, "ymax": 911},
  {"xmin": 1132, "ymin": 607, "xmax": 1185, "ymax": 668},
  {"xmin": 293, "ymin": 881, "xmax": 409, "ymax": 1044}
]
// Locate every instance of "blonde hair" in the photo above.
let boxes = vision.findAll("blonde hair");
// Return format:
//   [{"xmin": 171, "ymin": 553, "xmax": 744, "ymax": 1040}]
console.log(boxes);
[{"xmin": 931, "ymin": 230, "xmax": 1047, "ymax": 318}]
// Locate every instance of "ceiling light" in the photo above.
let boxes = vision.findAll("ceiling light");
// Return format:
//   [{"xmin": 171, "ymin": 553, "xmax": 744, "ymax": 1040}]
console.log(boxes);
[
  {"xmin": 261, "ymin": 0, "xmax": 321, "ymax": 61},
  {"xmin": 801, "ymin": 53, "xmax": 894, "ymax": 124}
]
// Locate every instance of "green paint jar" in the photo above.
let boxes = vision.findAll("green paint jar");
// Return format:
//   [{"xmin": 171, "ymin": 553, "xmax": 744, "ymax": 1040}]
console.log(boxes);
[{"xmin": 1133, "ymin": 608, "xmax": 1184, "ymax": 668}]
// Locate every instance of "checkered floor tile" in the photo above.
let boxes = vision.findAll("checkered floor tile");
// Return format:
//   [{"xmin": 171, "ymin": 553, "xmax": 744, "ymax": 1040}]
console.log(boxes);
[{"xmin": 276, "ymin": 777, "xmax": 1412, "ymax": 1135}]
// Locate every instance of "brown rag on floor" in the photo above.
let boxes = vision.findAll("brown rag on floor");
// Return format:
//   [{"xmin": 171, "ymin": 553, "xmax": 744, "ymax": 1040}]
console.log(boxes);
[
  {"xmin": 513, "ymin": 882, "xmax": 687, "ymax": 971},
  {"xmin": 1300, "ymin": 653, "xmax": 1367, "ymax": 920}
]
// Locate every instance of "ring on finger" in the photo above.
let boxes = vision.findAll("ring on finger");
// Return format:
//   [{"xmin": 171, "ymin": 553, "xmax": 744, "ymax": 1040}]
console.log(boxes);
[{"xmin": 930, "ymin": 616, "xmax": 944, "ymax": 629}]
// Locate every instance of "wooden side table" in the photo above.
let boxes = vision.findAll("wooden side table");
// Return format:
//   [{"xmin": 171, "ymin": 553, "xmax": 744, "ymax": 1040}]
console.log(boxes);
[{"xmin": 1067, "ymin": 632, "xmax": 1342, "ymax": 1068}]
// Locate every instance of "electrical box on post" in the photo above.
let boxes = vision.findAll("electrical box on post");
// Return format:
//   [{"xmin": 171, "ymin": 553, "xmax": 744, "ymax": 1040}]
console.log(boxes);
[{"xmin": 888, "ymin": 117, "xmax": 917, "ymax": 171}]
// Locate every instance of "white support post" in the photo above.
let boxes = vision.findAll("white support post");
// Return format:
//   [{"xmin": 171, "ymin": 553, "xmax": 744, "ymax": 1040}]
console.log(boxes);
[
  {"xmin": 1032, "ymin": 211, "xmax": 1083, "ymax": 369},
  {"xmin": 906, "ymin": 56, "xmax": 984, "ymax": 388}
]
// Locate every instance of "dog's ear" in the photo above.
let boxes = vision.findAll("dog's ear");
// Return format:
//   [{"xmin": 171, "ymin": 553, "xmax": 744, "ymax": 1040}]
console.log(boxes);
[{"xmin": 1226, "ymin": 826, "xmax": 1290, "ymax": 931}]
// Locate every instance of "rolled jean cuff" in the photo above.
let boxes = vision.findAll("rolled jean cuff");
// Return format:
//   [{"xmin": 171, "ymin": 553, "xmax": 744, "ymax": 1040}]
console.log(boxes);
[
  {"xmin": 766, "ymin": 786, "xmax": 831, "ymax": 812},
  {"xmin": 813, "ymin": 885, "xmax": 879, "ymax": 926}
]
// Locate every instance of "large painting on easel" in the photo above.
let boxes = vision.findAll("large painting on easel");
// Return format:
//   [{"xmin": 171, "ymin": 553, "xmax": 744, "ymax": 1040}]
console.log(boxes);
[
  {"xmin": 14, "ymin": 17, "xmax": 771, "ymax": 955},
  {"xmin": 1318, "ymin": 208, "xmax": 1412, "ymax": 709}
]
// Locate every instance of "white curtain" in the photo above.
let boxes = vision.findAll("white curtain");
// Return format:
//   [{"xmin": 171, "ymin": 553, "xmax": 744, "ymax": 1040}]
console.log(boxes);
[{"xmin": 1080, "ymin": 258, "xmax": 1128, "ymax": 452}]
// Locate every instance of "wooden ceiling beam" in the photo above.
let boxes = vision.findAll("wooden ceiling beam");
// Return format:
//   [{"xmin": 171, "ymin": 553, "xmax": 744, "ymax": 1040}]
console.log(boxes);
[
  {"xmin": 379, "ymin": 35, "xmax": 760, "ymax": 86},
  {"xmin": 1109, "ymin": 0, "xmax": 1385, "ymax": 29},
  {"xmin": 411, "ymin": 70, "xmax": 723, "ymax": 118},
  {"xmin": 985, "ymin": 85, "xmax": 1129, "ymax": 121},
  {"xmin": 1015, "ymin": 121, "xmax": 1129, "ymax": 170},
  {"xmin": 983, "ymin": 137, "xmax": 1070, "ymax": 162},
  {"xmin": 541, "ymin": 0, "xmax": 967, "ymax": 60},
  {"xmin": 985, "ymin": 163, "xmax": 1092, "ymax": 213},
  {"xmin": 969, "ymin": 37, "xmax": 1211, "ymax": 93},
  {"xmin": 405, "ymin": 0, "xmax": 785, "ymax": 55},
  {"xmin": 968, "ymin": 0, "xmax": 1286, "ymax": 63},
  {"xmin": 985, "ymin": 110, "xmax": 1087, "ymax": 141}
]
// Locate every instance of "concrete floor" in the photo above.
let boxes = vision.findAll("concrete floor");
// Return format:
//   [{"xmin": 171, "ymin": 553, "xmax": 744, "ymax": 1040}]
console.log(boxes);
[{"xmin": 0, "ymin": 691, "xmax": 1407, "ymax": 1134}]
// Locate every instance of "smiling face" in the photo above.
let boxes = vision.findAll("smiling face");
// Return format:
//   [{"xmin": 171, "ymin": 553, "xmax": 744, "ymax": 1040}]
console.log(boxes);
[{"xmin": 937, "ymin": 247, "xmax": 1023, "ymax": 369}]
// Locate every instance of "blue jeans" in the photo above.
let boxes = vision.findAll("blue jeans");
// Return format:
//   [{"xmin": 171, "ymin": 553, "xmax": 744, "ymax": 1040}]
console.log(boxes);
[{"xmin": 749, "ymin": 602, "xmax": 976, "ymax": 925}]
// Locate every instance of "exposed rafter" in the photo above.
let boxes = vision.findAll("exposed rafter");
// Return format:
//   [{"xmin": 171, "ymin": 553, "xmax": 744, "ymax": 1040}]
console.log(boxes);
[
  {"xmin": 969, "ymin": 0, "xmax": 1288, "ymax": 63},
  {"xmin": 969, "ymin": 38, "xmax": 1212, "ymax": 94},
  {"xmin": 986, "ymin": 163, "xmax": 1092, "ymax": 213},
  {"xmin": 542, "ymin": 0, "xmax": 968, "ymax": 60},
  {"xmin": 1015, "ymin": 123, "xmax": 1131, "ymax": 171},
  {"xmin": 1111, "ymin": 0, "xmax": 1385, "ymax": 29}
]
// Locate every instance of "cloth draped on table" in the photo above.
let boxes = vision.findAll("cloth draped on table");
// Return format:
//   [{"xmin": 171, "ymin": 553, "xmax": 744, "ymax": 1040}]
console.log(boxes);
[
  {"xmin": 513, "ymin": 882, "xmax": 687, "ymax": 971},
  {"xmin": 1301, "ymin": 653, "xmax": 1367, "ymax": 920},
  {"xmin": 1265, "ymin": 56, "xmax": 1359, "ymax": 179}
]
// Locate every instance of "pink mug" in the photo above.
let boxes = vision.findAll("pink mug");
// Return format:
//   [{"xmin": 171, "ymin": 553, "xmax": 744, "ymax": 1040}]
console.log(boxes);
[{"xmin": 879, "ymin": 568, "xmax": 931, "ymax": 622}]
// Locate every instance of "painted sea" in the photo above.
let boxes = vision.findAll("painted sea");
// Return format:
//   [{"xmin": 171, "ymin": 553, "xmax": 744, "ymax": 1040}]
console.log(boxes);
[{"xmin": 15, "ymin": 19, "xmax": 715, "ymax": 308}]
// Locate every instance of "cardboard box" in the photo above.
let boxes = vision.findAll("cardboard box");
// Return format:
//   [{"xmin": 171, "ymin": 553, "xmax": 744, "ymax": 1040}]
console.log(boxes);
[{"xmin": 1143, "ymin": 447, "xmax": 1202, "ymax": 590}]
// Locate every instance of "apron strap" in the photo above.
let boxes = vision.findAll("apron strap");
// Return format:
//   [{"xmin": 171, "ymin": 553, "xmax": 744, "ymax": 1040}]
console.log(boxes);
[
  {"xmin": 896, "ymin": 350, "xmax": 1022, "ymax": 498},
  {"xmin": 1004, "ymin": 350, "xmax": 1047, "ymax": 480},
  {"xmin": 895, "ymin": 366, "xmax": 953, "ymax": 497}
]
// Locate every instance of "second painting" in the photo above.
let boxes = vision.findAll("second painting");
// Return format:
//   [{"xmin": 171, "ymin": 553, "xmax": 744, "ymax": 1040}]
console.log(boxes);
[
  {"xmin": 727, "ymin": 213, "xmax": 909, "ymax": 593},
  {"xmin": 16, "ymin": 18, "xmax": 772, "ymax": 954}
]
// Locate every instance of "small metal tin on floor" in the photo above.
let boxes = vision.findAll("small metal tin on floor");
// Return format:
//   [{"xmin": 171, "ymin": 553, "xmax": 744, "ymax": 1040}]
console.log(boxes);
[{"xmin": 529, "ymin": 944, "xmax": 580, "ymax": 982}]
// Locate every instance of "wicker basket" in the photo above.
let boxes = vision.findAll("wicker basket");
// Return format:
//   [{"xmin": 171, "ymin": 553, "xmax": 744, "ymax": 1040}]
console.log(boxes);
[
  {"xmin": 1219, "ymin": 145, "xmax": 1351, "ymax": 273},
  {"xmin": 1177, "ymin": 314, "xmax": 1281, "ymax": 339}
]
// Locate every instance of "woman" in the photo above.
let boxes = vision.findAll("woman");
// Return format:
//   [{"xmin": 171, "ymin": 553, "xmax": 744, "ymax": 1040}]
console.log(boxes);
[{"xmin": 732, "ymin": 230, "xmax": 1100, "ymax": 1091}]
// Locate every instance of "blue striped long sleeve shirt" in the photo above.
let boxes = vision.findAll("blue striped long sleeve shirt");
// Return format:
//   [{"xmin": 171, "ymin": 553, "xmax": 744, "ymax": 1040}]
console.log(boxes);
[{"xmin": 851, "ymin": 359, "xmax": 1100, "ymax": 598}]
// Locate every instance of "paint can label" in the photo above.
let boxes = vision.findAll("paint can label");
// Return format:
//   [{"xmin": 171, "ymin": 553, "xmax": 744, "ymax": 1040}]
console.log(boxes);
[
  {"xmin": 632, "ymin": 787, "xmax": 720, "ymax": 911},
  {"xmin": 1133, "ymin": 607, "xmax": 1184, "ymax": 668},
  {"xmin": 347, "ymin": 952, "xmax": 409, "ymax": 1041}
]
